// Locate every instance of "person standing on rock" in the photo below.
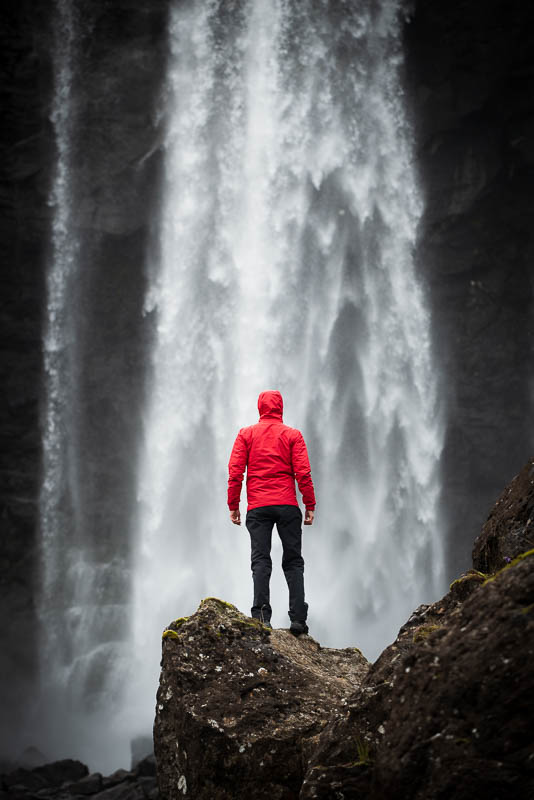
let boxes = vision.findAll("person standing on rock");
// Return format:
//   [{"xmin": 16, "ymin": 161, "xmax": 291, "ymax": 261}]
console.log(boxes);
[{"xmin": 227, "ymin": 390, "xmax": 316, "ymax": 635}]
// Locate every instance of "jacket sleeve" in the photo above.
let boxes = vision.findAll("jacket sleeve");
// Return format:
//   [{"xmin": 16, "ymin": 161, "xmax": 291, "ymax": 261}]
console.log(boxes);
[
  {"xmin": 228, "ymin": 430, "xmax": 248, "ymax": 510},
  {"xmin": 291, "ymin": 431, "xmax": 316, "ymax": 510}
]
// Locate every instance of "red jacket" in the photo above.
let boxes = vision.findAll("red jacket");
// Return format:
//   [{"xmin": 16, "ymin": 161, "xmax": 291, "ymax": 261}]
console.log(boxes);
[{"xmin": 228, "ymin": 390, "xmax": 316, "ymax": 512}]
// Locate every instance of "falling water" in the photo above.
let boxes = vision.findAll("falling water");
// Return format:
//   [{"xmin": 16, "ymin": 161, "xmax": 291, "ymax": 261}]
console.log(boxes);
[
  {"xmin": 40, "ymin": 0, "xmax": 82, "ymax": 709},
  {"xmin": 130, "ymin": 0, "xmax": 444, "ymax": 737},
  {"xmin": 39, "ymin": 0, "xmax": 132, "ymax": 770}
]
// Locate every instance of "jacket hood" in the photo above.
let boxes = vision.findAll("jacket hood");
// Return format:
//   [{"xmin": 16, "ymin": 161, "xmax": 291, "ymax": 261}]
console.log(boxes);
[{"xmin": 258, "ymin": 390, "xmax": 283, "ymax": 420}]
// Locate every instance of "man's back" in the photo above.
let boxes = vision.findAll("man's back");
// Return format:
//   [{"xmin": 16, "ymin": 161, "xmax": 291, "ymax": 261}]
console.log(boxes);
[{"xmin": 228, "ymin": 390, "xmax": 315, "ymax": 512}]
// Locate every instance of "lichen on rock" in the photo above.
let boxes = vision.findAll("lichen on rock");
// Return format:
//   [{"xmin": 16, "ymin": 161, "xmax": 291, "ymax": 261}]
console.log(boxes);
[{"xmin": 153, "ymin": 598, "xmax": 368, "ymax": 800}]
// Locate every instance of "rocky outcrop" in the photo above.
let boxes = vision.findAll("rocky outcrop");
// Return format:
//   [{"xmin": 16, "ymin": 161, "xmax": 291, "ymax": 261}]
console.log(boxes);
[
  {"xmin": 473, "ymin": 458, "xmax": 534, "ymax": 573},
  {"xmin": 0, "ymin": 755, "xmax": 158, "ymax": 800},
  {"xmin": 304, "ymin": 460, "xmax": 534, "ymax": 798},
  {"xmin": 302, "ymin": 553, "xmax": 534, "ymax": 798},
  {"xmin": 155, "ymin": 463, "xmax": 534, "ymax": 798},
  {"xmin": 154, "ymin": 598, "xmax": 368, "ymax": 800}
]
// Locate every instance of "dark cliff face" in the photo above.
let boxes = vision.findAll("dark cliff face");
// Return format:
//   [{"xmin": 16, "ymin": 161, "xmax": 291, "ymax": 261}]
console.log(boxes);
[
  {"xmin": 0, "ymin": 0, "xmax": 52, "ymax": 744},
  {"xmin": 406, "ymin": 0, "xmax": 534, "ymax": 578}
]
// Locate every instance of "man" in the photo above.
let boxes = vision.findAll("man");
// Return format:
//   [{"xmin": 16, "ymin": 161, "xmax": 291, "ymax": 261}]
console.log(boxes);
[{"xmin": 227, "ymin": 390, "xmax": 316, "ymax": 635}]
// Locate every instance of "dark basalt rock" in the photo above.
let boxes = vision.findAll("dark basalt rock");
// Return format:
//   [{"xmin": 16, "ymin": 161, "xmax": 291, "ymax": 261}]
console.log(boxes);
[
  {"xmin": 374, "ymin": 553, "xmax": 534, "ymax": 800},
  {"xmin": 0, "ymin": 755, "xmax": 158, "ymax": 800},
  {"xmin": 473, "ymin": 457, "xmax": 534, "ymax": 573},
  {"xmin": 302, "ymin": 462, "xmax": 534, "ymax": 799},
  {"xmin": 153, "ymin": 598, "xmax": 369, "ymax": 800},
  {"xmin": 1, "ymin": 759, "xmax": 87, "ymax": 793},
  {"xmin": 303, "ymin": 552, "xmax": 534, "ymax": 798}
]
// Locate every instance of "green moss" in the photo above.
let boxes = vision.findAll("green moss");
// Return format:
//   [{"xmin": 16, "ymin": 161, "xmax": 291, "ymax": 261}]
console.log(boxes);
[
  {"xmin": 351, "ymin": 647, "xmax": 364, "ymax": 657},
  {"xmin": 521, "ymin": 604, "xmax": 534, "ymax": 615},
  {"xmin": 172, "ymin": 617, "xmax": 189, "ymax": 628},
  {"xmin": 413, "ymin": 624, "xmax": 443, "ymax": 643},
  {"xmin": 201, "ymin": 597, "xmax": 238, "ymax": 611},
  {"xmin": 236, "ymin": 618, "xmax": 271, "ymax": 633},
  {"xmin": 162, "ymin": 629, "xmax": 180, "ymax": 640},
  {"xmin": 483, "ymin": 548, "xmax": 534, "ymax": 584},
  {"xmin": 449, "ymin": 570, "xmax": 487, "ymax": 591}
]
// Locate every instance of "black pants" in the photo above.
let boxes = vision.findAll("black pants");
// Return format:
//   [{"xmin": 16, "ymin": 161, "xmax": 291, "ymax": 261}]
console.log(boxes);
[{"xmin": 245, "ymin": 504, "xmax": 308, "ymax": 624}]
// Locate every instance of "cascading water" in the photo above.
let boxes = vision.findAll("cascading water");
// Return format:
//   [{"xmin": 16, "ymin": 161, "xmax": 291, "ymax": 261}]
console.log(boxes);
[
  {"xmin": 38, "ymin": 0, "xmax": 444, "ymax": 771},
  {"xmin": 130, "ymin": 0, "xmax": 444, "ymax": 738},
  {"xmin": 39, "ymin": 0, "xmax": 133, "ymax": 771}
]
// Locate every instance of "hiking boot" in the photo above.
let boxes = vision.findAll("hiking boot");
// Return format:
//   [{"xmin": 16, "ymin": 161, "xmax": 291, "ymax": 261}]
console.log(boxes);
[
  {"xmin": 290, "ymin": 620, "xmax": 308, "ymax": 636},
  {"xmin": 252, "ymin": 616, "xmax": 272, "ymax": 629}
]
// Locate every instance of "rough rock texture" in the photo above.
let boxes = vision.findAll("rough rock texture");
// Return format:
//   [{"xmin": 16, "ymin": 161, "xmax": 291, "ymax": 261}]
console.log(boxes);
[
  {"xmin": 156, "ymin": 464, "xmax": 534, "ymax": 798},
  {"xmin": 0, "ymin": 755, "xmax": 158, "ymax": 800},
  {"xmin": 473, "ymin": 458, "xmax": 534, "ymax": 573},
  {"xmin": 0, "ymin": 0, "xmax": 51, "ymax": 741},
  {"xmin": 154, "ymin": 598, "xmax": 368, "ymax": 800},
  {"xmin": 407, "ymin": 0, "xmax": 534, "ymax": 578},
  {"xmin": 302, "ymin": 462, "xmax": 534, "ymax": 799}
]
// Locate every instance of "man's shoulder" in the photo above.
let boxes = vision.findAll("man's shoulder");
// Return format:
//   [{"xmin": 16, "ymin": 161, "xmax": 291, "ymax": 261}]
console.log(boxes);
[{"xmin": 280, "ymin": 423, "xmax": 303, "ymax": 440}]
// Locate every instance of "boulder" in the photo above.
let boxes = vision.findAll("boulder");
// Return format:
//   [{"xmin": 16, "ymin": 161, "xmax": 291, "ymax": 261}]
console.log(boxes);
[
  {"xmin": 302, "ymin": 551, "xmax": 534, "ymax": 798},
  {"xmin": 1, "ymin": 759, "xmax": 88, "ymax": 792},
  {"xmin": 302, "ymin": 462, "xmax": 534, "ymax": 799},
  {"xmin": 153, "ymin": 598, "xmax": 368, "ymax": 800},
  {"xmin": 0, "ymin": 760, "xmax": 158, "ymax": 800},
  {"xmin": 473, "ymin": 458, "xmax": 534, "ymax": 573},
  {"xmin": 154, "ymin": 467, "xmax": 534, "ymax": 799}
]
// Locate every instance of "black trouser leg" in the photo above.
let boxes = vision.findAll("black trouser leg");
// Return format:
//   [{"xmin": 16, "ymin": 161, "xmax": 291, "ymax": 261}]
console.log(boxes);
[
  {"xmin": 276, "ymin": 505, "xmax": 308, "ymax": 623},
  {"xmin": 246, "ymin": 508, "xmax": 274, "ymax": 623}
]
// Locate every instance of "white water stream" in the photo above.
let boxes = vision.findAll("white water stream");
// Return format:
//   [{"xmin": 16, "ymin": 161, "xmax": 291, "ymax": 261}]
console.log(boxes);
[
  {"xmin": 130, "ymin": 0, "xmax": 444, "ymax": 738},
  {"xmin": 38, "ymin": 0, "xmax": 132, "ymax": 770}
]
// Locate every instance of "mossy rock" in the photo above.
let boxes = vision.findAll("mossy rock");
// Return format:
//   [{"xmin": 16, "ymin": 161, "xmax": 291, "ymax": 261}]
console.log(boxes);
[
  {"xmin": 413, "ymin": 624, "xmax": 443, "ymax": 644},
  {"xmin": 200, "ymin": 597, "xmax": 238, "ymax": 612},
  {"xmin": 449, "ymin": 570, "xmax": 487, "ymax": 600},
  {"xmin": 162, "ymin": 629, "xmax": 180, "ymax": 641},
  {"xmin": 483, "ymin": 548, "xmax": 534, "ymax": 585}
]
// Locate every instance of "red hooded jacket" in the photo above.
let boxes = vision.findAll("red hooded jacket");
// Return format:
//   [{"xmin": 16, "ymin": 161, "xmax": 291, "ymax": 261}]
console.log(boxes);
[{"xmin": 228, "ymin": 390, "xmax": 316, "ymax": 512}]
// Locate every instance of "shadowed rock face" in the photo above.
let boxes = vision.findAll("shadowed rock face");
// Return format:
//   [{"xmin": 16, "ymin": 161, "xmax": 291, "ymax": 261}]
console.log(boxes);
[
  {"xmin": 302, "ymin": 460, "xmax": 534, "ymax": 800},
  {"xmin": 154, "ymin": 599, "xmax": 368, "ymax": 800},
  {"xmin": 0, "ymin": 754, "xmax": 158, "ymax": 799},
  {"xmin": 155, "ymin": 462, "xmax": 534, "ymax": 799},
  {"xmin": 407, "ymin": 0, "xmax": 534, "ymax": 578},
  {"xmin": 473, "ymin": 458, "xmax": 534, "ymax": 573}
]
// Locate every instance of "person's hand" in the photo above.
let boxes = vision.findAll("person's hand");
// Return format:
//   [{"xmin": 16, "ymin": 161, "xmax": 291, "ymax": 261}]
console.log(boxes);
[
  {"xmin": 230, "ymin": 509, "xmax": 241, "ymax": 525},
  {"xmin": 304, "ymin": 509, "xmax": 314, "ymax": 525}
]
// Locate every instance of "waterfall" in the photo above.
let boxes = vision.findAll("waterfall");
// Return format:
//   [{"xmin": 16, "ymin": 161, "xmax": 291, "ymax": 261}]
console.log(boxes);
[
  {"xmin": 38, "ymin": 0, "xmax": 133, "ymax": 771},
  {"xmin": 38, "ymin": 0, "xmax": 444, "ymax": 770},
  {"xmin": 130, "ymin": 0, "xmax": 444, "ymax": 737},
  {"xmin": 40, "ymin": 0, "xmax": 83, "ymax": 719}
]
